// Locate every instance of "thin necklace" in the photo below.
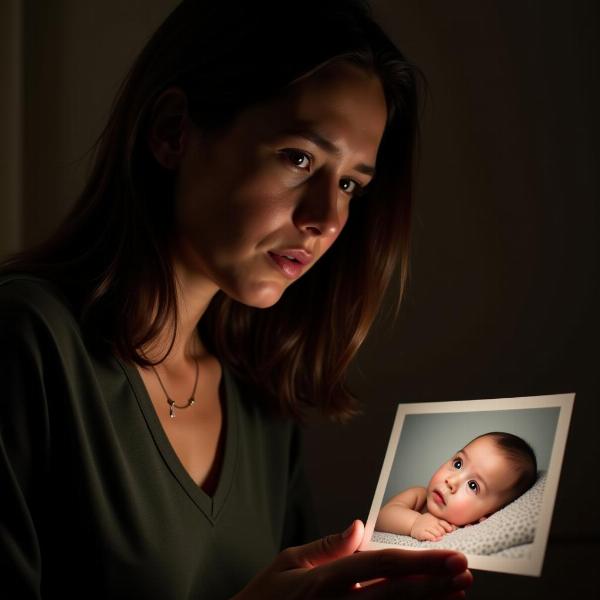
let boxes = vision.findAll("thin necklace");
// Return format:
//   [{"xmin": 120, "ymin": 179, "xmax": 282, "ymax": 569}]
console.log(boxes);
[{"xmin": 150, "ymin": 359, "xmax": 199, "ymax": 419}]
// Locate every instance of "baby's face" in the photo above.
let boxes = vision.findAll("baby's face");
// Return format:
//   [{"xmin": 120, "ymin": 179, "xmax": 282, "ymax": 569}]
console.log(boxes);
[{"xmin": 425, "ymin": 436, "xmax": 519, "ymax": 526}]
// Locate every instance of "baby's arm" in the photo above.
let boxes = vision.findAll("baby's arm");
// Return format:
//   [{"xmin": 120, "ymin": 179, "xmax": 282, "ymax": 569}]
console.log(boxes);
[
  {"xmin": 376, "ymin": 487, "xmax": 456, "ymax": 541},
  {"xmin": 410, "ymin": 513, "xmax": 456, "ymax": 541},
  {"xmin": 375, "ymin": 487, "xmax": 427, "ymax": 535}
]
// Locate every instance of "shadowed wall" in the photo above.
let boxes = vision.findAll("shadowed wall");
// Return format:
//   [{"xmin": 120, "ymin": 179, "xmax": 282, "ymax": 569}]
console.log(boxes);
[{"xmin": 303, "ymin": 3, "xmax": 599, "ymax": 598}]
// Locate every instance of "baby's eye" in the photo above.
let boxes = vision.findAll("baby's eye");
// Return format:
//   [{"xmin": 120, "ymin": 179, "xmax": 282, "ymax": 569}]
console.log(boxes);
[
  {"xmin": 339, "ymin": 177, "xmax": 364, "ymax": 198},
  {"xmin": 467, "ymin": 480, "xmax": 479, "ymax": 493},
  {"xmin": 280, "ymin": 149, "xmax": 312, "ymax": 170},
  {"xmin": 452, "ymin": 458, "xmax": 462, "ymax": 469}
]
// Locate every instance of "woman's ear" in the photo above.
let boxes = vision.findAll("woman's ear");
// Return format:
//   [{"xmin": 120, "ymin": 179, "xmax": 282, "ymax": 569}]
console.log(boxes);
[{"xmin": 147, "ymin": 87, "xmax": 191, "ymax": 170}]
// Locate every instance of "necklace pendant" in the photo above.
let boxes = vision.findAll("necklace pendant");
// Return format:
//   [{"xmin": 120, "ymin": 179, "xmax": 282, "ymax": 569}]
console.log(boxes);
[{"xmin": 150, "ymin": 361, "xmax": 199, "ymax": 420}]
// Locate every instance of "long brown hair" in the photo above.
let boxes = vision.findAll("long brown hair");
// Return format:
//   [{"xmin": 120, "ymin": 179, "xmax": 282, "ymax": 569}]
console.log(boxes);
[{"xmin": 1, "ymin": 0, "xmax": 421, "ymax": 422}]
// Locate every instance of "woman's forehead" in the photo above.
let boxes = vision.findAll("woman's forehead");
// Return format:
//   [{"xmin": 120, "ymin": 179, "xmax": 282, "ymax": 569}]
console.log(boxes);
[{"xmin": 231, "ymin": 62, "xmax": 387, "ymax": 157}]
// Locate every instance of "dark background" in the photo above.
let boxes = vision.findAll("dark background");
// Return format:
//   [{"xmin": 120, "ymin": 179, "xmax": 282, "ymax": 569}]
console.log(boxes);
[
  {"xmin": 4, "ymin": 1, "xmax": 599, "ymax": 598},
  {"xmin": 304, "ymin": 2, "xmax": 599, "ymax": 598}
]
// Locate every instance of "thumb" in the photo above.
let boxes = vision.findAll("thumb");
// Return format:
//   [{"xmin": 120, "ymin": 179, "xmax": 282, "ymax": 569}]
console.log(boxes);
[{"xmin": 279, "ymin": 519, "xmax": 364, "ymax": 570}]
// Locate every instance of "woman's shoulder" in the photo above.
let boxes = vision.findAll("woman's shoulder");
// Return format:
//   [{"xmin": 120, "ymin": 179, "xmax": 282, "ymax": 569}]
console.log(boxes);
[
  {"xmin": 0, "ymin": 273, "xmax": 71, "ymax": 310},
  {"xmin": 0, "ymin": 273, "xmax": 78, "ymax": 340}
]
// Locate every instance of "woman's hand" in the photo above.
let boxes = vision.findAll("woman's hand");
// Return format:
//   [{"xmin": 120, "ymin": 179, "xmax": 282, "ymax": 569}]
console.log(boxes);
[{"xmin": 232, "ymin": 520, "xmax": 472, "ymax": 599}]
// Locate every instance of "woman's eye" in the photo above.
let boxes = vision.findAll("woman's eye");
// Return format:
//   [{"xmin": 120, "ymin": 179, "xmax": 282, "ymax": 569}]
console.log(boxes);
[
  {"xmin": 281, "ymin": 149, "xmax": 312, "ymax": 170},
  {"xmin": 467, "ymin": 480, "xmax": 479, "ymax": 493},
  {"xmin": 339, "ymin": 178, "xmax": 364, "ymax": 198},
  {"xmin": 452, "ymin": 458, "xmax": 462, "ymax": 469}
]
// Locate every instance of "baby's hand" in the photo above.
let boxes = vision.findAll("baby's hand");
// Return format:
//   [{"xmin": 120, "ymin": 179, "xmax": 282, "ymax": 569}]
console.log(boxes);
[{"xmin": 410, "ymin": 513, "xmax": 456, "ymax": 541}]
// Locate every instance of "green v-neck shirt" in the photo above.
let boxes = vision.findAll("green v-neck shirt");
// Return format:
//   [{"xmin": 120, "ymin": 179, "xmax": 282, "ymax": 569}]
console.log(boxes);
[{"xmin": 0, "ymin": 276, "xmax": 318, "ymax": 599}]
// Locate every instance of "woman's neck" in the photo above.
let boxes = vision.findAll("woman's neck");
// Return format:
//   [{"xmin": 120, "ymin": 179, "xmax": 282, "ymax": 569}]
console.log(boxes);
[{"xmin": 143, "ymin": 253, "xmax": 219, "ymax": 368}]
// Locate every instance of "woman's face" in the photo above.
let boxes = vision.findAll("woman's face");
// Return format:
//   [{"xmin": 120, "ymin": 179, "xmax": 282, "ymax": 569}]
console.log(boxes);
[{"xmin": 172, "ymin": 61, "xmax": 388, "ymax": 307}]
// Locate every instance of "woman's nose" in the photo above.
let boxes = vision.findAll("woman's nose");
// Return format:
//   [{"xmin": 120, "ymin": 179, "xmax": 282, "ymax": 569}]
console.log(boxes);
[{"xmin": 293, "ymin": 172, "xmax": 344, "ymax": 238}]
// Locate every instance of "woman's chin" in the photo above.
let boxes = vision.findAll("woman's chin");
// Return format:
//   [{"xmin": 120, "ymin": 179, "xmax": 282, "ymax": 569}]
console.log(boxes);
[{"xmin": 232, "ymin": 281, "xmax": 286, "ymax": 309}]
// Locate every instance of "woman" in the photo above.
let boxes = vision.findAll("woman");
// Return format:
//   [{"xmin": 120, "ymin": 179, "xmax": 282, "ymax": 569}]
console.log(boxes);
[{"xmin": 0, "ymin": 0, "xmax": 473, "ymax": 597}]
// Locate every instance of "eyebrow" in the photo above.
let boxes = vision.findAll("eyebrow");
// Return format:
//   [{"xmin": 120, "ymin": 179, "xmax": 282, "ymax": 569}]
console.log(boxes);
[
  {"xmin": 282, "ymin": 127, "xmax": 376, "ymax": 178},
  {"xmin": 458, "ymin": 449, "xmax": 488, "ymax": 492}
]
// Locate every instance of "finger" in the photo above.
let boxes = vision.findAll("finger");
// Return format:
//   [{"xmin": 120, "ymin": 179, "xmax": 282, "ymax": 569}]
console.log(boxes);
[
  {"xmin": 425, "ymin": 529, "xmax": 443, "ymax": 541},
  {"xmin": 440, "ymin": 521, "xmax": 454, "ymax": 533},
  {"xmin": 313, "ymin": 548, "xmax": 468, "ymax": 589},
  {"xmin": 353, "ymin": 577, "xmax": 386, "ymax": 589},
  {"xmin": 351, "ymin": 570, "xmax": 473, "ymax": 600},
  {"xmin": 277, "ymin": 519, "xmax": 364, "ymax": 570},
  {"xmin": 388, "ymin": 571, "xmax": 472, "ymax": 598}
]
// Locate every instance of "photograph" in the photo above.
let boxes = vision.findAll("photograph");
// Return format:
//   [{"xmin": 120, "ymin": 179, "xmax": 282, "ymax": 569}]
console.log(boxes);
[{"xmin": 361, "ymin": 393, "xmax": 574, "ymax": 576}]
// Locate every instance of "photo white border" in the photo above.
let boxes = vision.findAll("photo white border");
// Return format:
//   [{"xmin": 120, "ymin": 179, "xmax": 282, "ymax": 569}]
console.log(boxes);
[{"xmin": 359, "ymin": 393, "xmax": 574, "ymax": 576}]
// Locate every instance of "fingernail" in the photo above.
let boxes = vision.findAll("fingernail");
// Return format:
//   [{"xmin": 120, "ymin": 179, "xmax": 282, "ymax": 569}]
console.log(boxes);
[
  {"xmin": 451, "ymin": 571, "xmax": 472, "ymax": 591},
  {"xmin": 445, "ymin": 554, "xmax": 466, "ymax": 575},
  {"xmin": 342, "ymin": 521, "xmax": 355, "ymax": 538}
]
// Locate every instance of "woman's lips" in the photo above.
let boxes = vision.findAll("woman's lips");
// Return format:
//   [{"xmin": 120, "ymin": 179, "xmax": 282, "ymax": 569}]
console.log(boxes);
[
  {"xmin": 267, "ymin": 252, "xmax": 306, "ymax": 280},
  {"xmin": 432, "ymin": 490, "xmax": 446, "ymax": 505}
]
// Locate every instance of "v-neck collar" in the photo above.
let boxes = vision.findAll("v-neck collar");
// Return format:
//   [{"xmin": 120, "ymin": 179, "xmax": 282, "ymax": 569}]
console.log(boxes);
[{"xmin": 118, "ymin": 358, "xmax": 239, "ymax": 524}]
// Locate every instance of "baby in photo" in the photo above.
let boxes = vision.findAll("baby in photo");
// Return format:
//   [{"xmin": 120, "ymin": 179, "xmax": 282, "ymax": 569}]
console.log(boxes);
[{"xmin": 376, "ymin": 431, "xmax": 537, "ymax": 541}]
